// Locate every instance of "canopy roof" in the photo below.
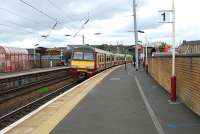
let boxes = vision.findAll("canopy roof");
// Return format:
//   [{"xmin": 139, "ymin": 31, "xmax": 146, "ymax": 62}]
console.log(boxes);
[{"xmin": 0, "ymin": 45, "xmax": 28, "ymax": 54}]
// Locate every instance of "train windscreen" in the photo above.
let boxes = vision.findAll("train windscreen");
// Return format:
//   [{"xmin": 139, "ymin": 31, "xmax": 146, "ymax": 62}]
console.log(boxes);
[
  {"xmin": 73, "ymin": 51, "xmax": 83, "ymax": 60},
  {"xmin": 73, "ymin": 51, "xmax": 94, "ymax": 60},
  {"xmin": 84, "ymin": 52, "xmax": 94, "ymax": 60}
]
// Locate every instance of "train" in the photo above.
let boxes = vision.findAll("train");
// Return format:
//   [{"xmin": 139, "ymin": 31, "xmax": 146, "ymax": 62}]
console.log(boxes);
[{"xmin": 70, "ymin": 46, "xmax": 133, "ymax": 78}]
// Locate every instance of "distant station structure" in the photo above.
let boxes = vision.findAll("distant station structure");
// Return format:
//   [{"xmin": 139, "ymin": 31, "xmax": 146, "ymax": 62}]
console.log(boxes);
[
  {"xmin": 28, "ymin": 47, "xmax": 70, "ymax": 68},
  {"xmin": 0, "ymin": 45, "xmax": 71, "ymax": 73},
  {"xmin": 0, "ymin": 46, "xmax": 30, "ymax": 73},
  {"xmin": 178, "ymin": 40, "xmax": 200, "ymax": 54}
]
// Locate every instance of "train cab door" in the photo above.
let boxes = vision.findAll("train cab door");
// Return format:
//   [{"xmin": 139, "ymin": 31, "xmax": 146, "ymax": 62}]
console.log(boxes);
[
  {"xmin": 94, "ymin": 52, "xmax": 97, "ymax": 71},
  {"xmin": 104, "ymin": 54, "xmax": 106, "ymax": 69}
]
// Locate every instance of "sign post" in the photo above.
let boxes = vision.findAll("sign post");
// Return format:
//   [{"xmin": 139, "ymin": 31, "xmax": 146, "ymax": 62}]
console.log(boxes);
[
  {"xmin": 171, "ymin": 0, "xmax": 176, "ymax": 102},
  {"xmin": 159, "ymin": 0, "xmax": 176, "ymax": 102}
]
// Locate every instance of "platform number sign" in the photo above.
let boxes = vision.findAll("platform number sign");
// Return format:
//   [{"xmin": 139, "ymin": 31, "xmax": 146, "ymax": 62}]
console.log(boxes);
[
  {"xmin": 161, "ymin": 12, "xmax": 166, "ymax": 21},
  {"xmin": 159, "ymin": 10, "xmax": 172, "ymax": 23}
]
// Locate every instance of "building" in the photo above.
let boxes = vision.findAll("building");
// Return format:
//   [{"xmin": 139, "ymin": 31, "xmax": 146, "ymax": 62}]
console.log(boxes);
[
  {"xmin": 179, "ymin": 40, "xmax": 200, "ymax": 54},
  {"xmin": 28, "ymin": 47, "xmax": 70, "ymax": 68}
]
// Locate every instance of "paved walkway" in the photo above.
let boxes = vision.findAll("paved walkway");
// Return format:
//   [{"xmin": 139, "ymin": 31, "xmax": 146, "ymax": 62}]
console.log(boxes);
[{"xmin": 51, "ymin": 64, "xmax": 200, "ymax": 134}]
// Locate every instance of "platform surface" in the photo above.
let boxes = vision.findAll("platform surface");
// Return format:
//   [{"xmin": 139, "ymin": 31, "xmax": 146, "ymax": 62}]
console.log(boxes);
[
  {"xmin": 51, "ymin": 64, "xmax": 200, "ymax": 134},
  {"xmin": 0, "ymin": 66, "xmax": 68, "ymax": 79}
]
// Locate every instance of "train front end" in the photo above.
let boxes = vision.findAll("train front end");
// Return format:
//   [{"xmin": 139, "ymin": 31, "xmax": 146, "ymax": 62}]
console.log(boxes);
[{"xmin": 70, "ymin": 47, "xmax": 96, "ymax": 78}]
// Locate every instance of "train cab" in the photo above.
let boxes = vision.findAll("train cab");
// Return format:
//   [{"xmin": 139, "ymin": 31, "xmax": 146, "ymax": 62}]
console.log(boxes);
[{"xmin": 70, "ymin": 46, "xmax": 96, "ymax": 78}]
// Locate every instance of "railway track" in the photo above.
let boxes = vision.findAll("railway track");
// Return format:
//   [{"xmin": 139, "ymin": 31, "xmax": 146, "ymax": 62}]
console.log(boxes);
[
  {"xmin": 0, "ymin": 69, "xmax": 68, "ymax": 92},
  {"xmin": 0, "ymin": 79, "xmax": 79, "ymax": 130},
  {"xmin": 0, "ymin": 73, "xmax": 70, "ymax": 102}
]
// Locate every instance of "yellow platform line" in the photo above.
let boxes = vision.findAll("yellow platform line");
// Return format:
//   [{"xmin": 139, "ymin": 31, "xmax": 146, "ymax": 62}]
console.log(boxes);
[{"xmin": 3, "ymin": 66, "xmax": 120, "ymax": 134}]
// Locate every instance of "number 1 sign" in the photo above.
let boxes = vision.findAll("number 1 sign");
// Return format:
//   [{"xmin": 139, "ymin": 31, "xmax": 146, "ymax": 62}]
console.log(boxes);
[{"xmin": 158, "ymin": 10, "xmax": 173, "ymax": 23}]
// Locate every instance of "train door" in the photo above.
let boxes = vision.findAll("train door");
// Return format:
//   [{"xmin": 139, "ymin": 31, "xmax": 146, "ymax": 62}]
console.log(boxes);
[
  {"xmin": 108, "ymin": 55, "xmax": 110, "ymax": 67},
  {"xmin": 104, "ymin": 54, "xmax": 106, "ymax": 69},
  {"xmin": 96, "ymin": 53, "xmax": 100, "ymax": 71},
  {"xmin": 94, "ymin": 52, "xmax": 97, "ymax": 71}
]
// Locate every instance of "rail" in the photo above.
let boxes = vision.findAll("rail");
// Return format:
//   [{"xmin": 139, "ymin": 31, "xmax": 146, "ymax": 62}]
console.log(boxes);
[{"xmin": 0, "ymin": 78, "xmax": 79, "ymax": 130}]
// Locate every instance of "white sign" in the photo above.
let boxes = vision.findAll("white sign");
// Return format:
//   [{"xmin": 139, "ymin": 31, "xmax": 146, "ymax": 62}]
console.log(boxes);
[{"xmin": 158, "ymin": 10, "xmax": 173, "ymax": 23}]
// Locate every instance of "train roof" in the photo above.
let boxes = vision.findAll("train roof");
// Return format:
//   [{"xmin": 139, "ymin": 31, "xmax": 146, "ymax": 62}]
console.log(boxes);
[
  {"xmin": 94, "ymin": 47, "xmax": 113, "ymax": 55},
  {"xmin": 72, "ymin": 46, "xmax": 113, "ymax": 55},
  {"xmin": 72, "ymin": 45, "xmax": 132, "ymax": 57}
]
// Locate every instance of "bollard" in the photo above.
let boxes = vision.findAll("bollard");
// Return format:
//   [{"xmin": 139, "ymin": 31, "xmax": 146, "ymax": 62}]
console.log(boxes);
[{"xmin": 171, "ymin": 76, "xmax": 176, "ymax": 102}]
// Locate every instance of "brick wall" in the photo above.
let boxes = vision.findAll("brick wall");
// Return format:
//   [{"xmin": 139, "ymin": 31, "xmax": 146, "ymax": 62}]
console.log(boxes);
[{"xmin": 148, "ymin": 55, "xmax": 200, "ymax": 116}]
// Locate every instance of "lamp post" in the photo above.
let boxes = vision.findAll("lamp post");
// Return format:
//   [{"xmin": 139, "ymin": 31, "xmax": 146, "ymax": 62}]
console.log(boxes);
[
  {"xmin": 137, "ymin": 40, "xmax": 144, "ymax": 66},
  {"xmin": 137, "ymin": 30, "xmax": 148, "ymax": 73},
  {"xmin": 34, "ymin": 44, "xmax": 39, "ymax": 66},
  {"xmin": 133, "ymin": 0, "xmax": 139, "ymax": 71},
  {"xmin": 82, "ymin": 35, "xmax": 85, "ymax": 45}
]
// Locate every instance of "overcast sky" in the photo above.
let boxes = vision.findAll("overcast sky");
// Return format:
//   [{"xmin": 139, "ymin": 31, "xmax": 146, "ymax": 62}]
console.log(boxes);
[{"xmin": 0, "ymin": 0, "xmax": 199, "ymax": 48}]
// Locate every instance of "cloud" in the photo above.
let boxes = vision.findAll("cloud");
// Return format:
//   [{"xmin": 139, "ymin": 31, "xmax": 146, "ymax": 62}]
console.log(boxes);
[{"xmin": 0, "ymin": 0, "xmax": 199, "ymax": 48}]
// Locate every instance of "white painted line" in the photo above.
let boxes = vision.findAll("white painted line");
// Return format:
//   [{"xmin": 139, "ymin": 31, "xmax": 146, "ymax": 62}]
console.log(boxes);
[
  {"xmin": 134, "ymin": 76, "xmax": 165, "ymax": 134},
  {"xmin": 83, "ymin": 83, "xmax": 89, "ymax": 86},
  {"xmin": 0, "ymin": 66, "xmax": 119, "ymax": 134},
  {"xmin": 168, "ymin": 100, "xmax": 180, "ymax": 105},
  {"xmin": 110, "ymin": 78, "xmax": 120, "ymax": 81}
]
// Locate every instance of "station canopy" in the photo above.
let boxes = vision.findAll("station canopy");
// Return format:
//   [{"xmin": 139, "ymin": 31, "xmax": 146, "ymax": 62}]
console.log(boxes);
[{"xmin": 0, "ymin": 45, "xmax": 29, "ymax": 73}]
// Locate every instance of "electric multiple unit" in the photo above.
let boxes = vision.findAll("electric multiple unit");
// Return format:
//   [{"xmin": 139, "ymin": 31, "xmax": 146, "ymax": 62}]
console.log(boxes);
[{"xmin": 70, "ymin": 46, "xmax": 132, "ymax": 78}]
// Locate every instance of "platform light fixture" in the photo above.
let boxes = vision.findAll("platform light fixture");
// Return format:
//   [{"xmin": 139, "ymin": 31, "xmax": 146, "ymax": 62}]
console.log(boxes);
[
  {"xmin": 137, "ymin": 30, "xmax": 148, "ymax": 73},
  {"xmin": 34, "ymin": 44, "xmax": 39, "ymax": 66}
]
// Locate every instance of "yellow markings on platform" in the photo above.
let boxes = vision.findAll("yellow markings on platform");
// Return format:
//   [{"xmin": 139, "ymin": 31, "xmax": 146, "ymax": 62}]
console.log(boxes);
[{"xmin": 5, "ymin": 66, "xmax": 119, "ymax": 134}]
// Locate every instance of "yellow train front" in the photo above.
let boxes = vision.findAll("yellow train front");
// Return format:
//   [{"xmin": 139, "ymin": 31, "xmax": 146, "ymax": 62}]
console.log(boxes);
[
  {"xmin": 70, "ymin": 46, "xmax": 97, "ymax": 78},
  {"xmin": 70, "ymin": 46, "xmax": 133, "ymax": 78}
]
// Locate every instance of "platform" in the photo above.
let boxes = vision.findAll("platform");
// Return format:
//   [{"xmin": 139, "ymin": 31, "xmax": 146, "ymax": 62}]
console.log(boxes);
[
  {"xmin": 51, "ymin": 65, "xmax": 200, "ymax": 134},
  {"xmin": 0, "ymin": 66, "xmax": 68, "ymax": 80},
  {"xmin": 2, "ymin": 64, "xmax": 200, "ymax": 134}
]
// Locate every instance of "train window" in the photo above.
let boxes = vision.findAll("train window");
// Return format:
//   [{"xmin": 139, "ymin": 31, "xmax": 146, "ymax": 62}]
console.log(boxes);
[
  {"xmin": 84, "ymin": 52, "xmax": 94, "ymax": 60},
  {"xmin": 73, "ymin": 51, "xmax": 83, "ymax": 60}
]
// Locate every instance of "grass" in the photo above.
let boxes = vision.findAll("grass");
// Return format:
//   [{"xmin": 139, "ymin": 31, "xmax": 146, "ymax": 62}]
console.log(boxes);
[{"xmin": 35, "ymin": 87, "xmax": 49, "ymax": 94}]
